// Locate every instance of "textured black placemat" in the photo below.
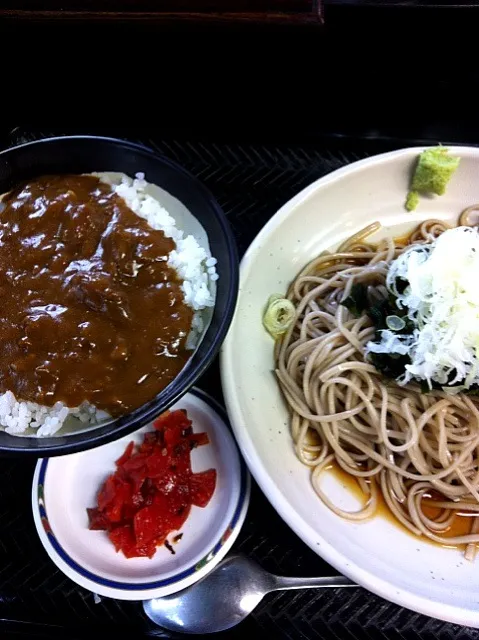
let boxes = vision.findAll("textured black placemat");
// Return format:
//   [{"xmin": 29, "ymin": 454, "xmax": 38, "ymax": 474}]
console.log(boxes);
[{"xmin": 0, "ymin": 127, "xmax": 476, "ymax": 639}]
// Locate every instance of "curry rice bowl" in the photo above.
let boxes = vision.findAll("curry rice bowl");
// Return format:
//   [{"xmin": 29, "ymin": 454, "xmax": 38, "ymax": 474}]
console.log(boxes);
[{"xmin": 0, "ymin": 172, "xmax": 217, "ymax": 437}]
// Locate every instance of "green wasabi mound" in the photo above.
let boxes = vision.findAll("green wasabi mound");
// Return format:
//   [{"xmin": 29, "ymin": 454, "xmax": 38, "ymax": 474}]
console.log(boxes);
[
  {"xmin": 405, "ymin": 190, "xmax": 419, "ymax": 212},
  {"xmin": 405, "ymin": 147, "xmax": 460, "ymax": 211}
]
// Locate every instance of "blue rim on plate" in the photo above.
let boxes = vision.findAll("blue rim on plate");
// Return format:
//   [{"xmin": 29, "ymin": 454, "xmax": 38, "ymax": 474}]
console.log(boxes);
[{"xmin": 34, "ymin": 388, "xmax": 249, "ymax": 591}]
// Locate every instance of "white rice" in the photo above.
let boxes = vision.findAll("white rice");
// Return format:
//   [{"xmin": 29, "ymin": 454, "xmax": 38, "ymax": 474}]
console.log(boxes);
[
  {"xmin": 110, "ymin": 173, "xmax": 216, "ymax": 312},
  {"xmin": 0, "ymin": 172, "xmax": 217, "ymax": 437}
]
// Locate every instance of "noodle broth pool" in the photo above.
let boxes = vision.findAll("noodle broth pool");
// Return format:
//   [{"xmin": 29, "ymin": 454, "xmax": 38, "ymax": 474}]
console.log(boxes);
[{"xmin": 328, "ymin": 464, "xmax": 476, "ymax": 552}]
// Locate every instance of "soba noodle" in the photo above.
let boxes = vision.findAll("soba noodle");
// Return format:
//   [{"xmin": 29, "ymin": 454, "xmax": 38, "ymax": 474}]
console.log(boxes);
[{"xmin": 275, "ymin": 210, "xmax": 479, "ymax": 560}]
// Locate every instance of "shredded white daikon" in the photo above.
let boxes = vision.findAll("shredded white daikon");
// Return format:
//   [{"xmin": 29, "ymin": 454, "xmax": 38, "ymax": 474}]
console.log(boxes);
[{"xmin": 366, "ymin": 226, "xmax": 479, "ymax": 389}]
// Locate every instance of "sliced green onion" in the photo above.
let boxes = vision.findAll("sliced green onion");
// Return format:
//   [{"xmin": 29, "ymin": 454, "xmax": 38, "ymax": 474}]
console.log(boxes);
[
  {"xmin": 386, "ymin": 315, "xmax": 406, "ymax": 331},
  {"xmin": 267, "ymin": 293, "xmax": 284, "ymax": 305},
  {"xmin": 263, "ymin": 296, "xmax": 295, "ymax": 340}
]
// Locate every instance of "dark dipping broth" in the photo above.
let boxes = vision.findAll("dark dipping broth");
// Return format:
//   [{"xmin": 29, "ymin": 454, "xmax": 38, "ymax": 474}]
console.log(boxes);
[
  {"xmin": 329, "ymin": 464, "xmax": 475, "ymax": 550},
  {"xmin": 0, "ymin": 174, "xmax": 194, "ymax": 417}
]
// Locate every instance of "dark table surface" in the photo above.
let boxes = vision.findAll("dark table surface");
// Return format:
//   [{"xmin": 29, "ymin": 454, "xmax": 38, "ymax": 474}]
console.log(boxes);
[
  {"xmin": 4, "ymin": 0, "xmax": 479, "ymax": 637},
  {"xmin": 0, "ymin": 126, "xmax": 478, "ymax": 640}
]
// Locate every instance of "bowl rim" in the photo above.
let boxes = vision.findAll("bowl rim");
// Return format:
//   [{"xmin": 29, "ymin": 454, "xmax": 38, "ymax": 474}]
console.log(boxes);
[{"xmin": 0, "ymin": 135, "xmax": 239, "ymax": 455}]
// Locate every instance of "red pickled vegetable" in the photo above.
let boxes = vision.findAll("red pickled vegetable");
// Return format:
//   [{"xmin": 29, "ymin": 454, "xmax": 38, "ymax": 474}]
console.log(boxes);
[
  {"xmin": 190, "ymin": 470, "xmax": 217, "ymax": 507},
  {"xmin": 87, "ymin": 409, "xmax": 217, "ymax": 559},
  {"xmin": 86, "ymin": 507, "xmax": 111, "ymax": 531},
  {"xmin": 189, "ymin": 432, "xmax": 210, "ymax": 448},
  {"xmin": 116, "ymin": 441, "xmax": 135, "ymax": 466}
]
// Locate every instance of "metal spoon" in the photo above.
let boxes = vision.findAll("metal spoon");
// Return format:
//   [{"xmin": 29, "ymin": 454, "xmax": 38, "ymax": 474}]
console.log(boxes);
[{"xmin": 143, "ymin": 554, "xmax": 357, "ymax": 634}]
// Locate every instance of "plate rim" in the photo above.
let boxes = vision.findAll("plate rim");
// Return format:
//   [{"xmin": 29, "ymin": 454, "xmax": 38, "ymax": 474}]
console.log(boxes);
[
  {"xmin": 220, "ymin": 145, "xmax": 479, "ymax": 628},
  {"xmin": 32, "ymin": 387, "xmax": 251, "ymax": 601}
]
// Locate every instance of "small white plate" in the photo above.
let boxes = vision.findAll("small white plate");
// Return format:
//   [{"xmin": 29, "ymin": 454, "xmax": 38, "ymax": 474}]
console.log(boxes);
[{"xmin": 32, "ymin": 388, "xmax": 250, "ymax": 600}]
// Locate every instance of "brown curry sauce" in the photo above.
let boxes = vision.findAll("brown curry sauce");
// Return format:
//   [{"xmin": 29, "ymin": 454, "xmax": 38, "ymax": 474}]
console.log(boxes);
[{"xmin": 0, "ymin": 174, "xmax": 193, "ymax": 416}]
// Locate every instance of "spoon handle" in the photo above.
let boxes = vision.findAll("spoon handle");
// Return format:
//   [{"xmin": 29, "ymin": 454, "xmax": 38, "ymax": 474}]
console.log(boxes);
[{"xmin": 272, "ymin": 574, "xmax": 357, "ymax": 591}]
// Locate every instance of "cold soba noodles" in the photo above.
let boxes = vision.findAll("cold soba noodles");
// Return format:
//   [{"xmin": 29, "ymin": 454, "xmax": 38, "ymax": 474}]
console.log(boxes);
[{"xmin": 272, "ymin": 208, "xmax": 479, "ymax": 561}]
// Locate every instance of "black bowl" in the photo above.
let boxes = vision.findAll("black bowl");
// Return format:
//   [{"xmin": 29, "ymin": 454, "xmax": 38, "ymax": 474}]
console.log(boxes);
[{"xmin": 0, "ymin": 136, "xmax": 239, "ymax": 456}]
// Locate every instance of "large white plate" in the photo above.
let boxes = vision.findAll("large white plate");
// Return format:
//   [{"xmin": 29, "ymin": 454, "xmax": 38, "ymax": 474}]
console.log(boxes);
[{"xmin": 221, "ymin": 146, "xmax": 479, "ymax": 627}]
